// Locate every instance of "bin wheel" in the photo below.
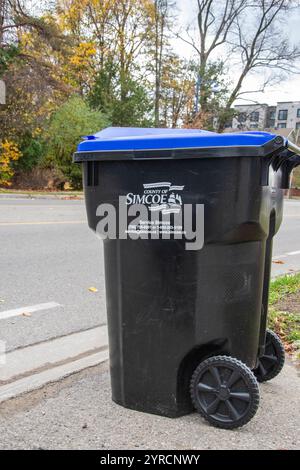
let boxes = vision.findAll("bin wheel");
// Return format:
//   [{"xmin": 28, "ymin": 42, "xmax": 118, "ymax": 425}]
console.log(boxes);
[
  {"xmin": 253, "ymin": 329, "xmax": 285, "ymax": 383},
  {"xmin": 190, "ymin": 355, "xmax": 259, "ymax": 430}
]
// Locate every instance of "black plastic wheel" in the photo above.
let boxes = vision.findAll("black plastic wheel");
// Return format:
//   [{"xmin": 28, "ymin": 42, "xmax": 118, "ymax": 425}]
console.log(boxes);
[
  {"xmin": 253, "ymin": 329, "xmax": 285, "ymax": 382},
  {"xmin": 190, "ymin": 355, "xmax": 260, "ymax": 429}
]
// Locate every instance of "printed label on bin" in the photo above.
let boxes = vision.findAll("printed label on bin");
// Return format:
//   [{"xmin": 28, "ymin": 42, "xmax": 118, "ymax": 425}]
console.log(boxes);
[
  {"xmin": 95, "ymin": 181, "xmax": 204, "ymax": 251},
  {"xmin": 126, "ymin": 182, "xmax": 184, "ymax": 215}
]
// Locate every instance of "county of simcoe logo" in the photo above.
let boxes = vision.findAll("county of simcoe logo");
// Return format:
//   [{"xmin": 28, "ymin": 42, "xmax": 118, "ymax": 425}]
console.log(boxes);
[{"xmin": 125, "ymin": 182, "xmax": 185, "ymax": 214}]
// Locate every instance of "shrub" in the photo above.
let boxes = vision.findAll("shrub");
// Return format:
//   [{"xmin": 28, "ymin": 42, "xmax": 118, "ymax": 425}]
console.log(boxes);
[
  {"xmin": 0, "ymin": 139, "xmax": 22, "ymax": 186},
  {"xmin": 45, "ymin": 95, "xmax": 109, "ymax": 189}
]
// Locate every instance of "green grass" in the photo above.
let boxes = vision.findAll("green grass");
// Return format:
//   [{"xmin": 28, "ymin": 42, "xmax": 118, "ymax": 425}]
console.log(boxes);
[
  {"xmin": 269, "ymin": 273, "xmax": 300, "ymax": 305},
  {"xmin": 268, "ymin": 274, "xmax": 300, "ymax": 353},
  {"xmin": 268, "ymin": 309, "xmax": 300, "ymax": 343}
]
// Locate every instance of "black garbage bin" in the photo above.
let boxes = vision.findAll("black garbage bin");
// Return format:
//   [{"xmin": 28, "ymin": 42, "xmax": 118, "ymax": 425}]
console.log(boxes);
[{"xmin": 74, "ymin": 127, "xmax": 300, "ymax": 429}]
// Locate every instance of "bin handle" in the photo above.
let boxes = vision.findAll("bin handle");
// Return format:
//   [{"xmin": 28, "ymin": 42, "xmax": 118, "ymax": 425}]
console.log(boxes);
[
  {"xmin": 287, "ymin": 140, "xmax": 300, "ymax": 157},
  {"xmin": 272, "ymin": 140, "xmax": 300, "ymax": 189}
]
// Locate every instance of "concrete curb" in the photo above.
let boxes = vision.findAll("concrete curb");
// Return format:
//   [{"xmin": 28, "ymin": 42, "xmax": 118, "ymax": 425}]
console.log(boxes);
[{"xmin": 0, "ymin": 326, "xmax": 109, "ymax": 403}]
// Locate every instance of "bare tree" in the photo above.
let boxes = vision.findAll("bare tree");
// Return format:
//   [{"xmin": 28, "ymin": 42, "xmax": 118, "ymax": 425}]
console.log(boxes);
[
  {"xmin": 178, "ymin": 0, "xmax": 300, "ymax": 131},
  {"xmin": 85, "ymin": 0, "xmax": 154, "ymax": 102},
  {"xmin": 218, "ymin": 0, "xmax": 300, "ymax": 131},
  {"xmin": 178, "ymin": 0, "xmax": 248, "ymax": 114}
]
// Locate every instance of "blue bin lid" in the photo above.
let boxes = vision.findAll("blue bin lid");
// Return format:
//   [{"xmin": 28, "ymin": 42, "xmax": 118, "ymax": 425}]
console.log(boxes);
[{"xmin": 74, "ymin": 127, "xmax": 300, "ymax": 161}]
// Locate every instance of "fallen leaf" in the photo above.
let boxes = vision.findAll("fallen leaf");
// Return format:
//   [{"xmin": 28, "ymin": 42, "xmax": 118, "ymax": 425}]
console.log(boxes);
[
  {"xmin": 22, "ymin": 312, "xmax": 32, "ymax": 317},
  {"xmin": 285, "ymin": 344, "xmax": 295, "ymax": 353},
  {"xmin": 272, "ymin": 260, "xmax": 285, "ymax": 265},
  {"xmin": 88, "ymin": 287, "xmax": 98, "ymax": 293}
]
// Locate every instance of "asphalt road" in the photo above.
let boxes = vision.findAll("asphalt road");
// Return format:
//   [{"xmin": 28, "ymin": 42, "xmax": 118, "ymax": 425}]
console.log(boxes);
[
  {"xmin": 0, "ymin": 198, "xmax": 299, "ymax": 352},
  {"xmin": 0, "ymin": 199, "xmax": 105, "ymax": 351}
]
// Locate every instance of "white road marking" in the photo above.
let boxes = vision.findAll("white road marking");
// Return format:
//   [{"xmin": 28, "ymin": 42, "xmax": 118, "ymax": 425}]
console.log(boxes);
[
  {"xmin": 273, "ymin": 249, "xmax": 300, "ymax": 261},
  {"xmin": 0, "ymin": 326, "xmax": 108, "ymax": 382},
  {"xmin": 0, "ymin": 302, "xmax": 61, "ymax": 320},
  {"xmin": 0, "ymin": 350, "xmax": 108, "ymax": 403}
]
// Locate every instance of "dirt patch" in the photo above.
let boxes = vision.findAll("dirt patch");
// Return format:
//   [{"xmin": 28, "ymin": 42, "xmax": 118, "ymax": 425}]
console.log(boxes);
[
  {"xmin": 275, "ymin": 291, "xmax": 300, "ymax": 314},
  {"xmin": 269, "ymin": 286, "xmax": 300, "ymax": 363}
]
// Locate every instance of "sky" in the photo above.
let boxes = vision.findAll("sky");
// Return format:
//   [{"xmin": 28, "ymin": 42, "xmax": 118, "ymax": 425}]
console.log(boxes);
[{"xmin": 174, "ymin": 0, "xmax": 300, "ymax": 106}]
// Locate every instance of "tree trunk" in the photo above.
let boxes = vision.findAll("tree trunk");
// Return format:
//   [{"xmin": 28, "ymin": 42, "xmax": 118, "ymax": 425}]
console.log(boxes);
[
  {"xmin": 0, "ymin": 0, "xmax": 6, "ymax": 45},
  {"xmin": 154, "ymin": 1, "xmax": 167, "ymax": 127}
]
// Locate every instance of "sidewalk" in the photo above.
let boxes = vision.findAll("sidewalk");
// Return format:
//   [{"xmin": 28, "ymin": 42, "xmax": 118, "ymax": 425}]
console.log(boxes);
[{"xmin": 0, "ymin": 360, "xmax": 299, "ymax": 450}]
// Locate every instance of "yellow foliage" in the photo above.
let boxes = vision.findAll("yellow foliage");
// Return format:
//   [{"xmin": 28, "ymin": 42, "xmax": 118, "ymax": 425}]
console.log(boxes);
[
  {"xmin": 19, "ymin": 31, "xmax": 35, "ymax": 48},
  {"xmin": 70, "ymin": 42, "xmax": 97, "ymax": 67},
  {"xmin": 0, "ymin": 140, "xmax": 22, "ymax": 186},
  {"xmin": 58, "ymin": 0, "xmax": 89, "ymax": 30},
  {"xmin": 32, "ymin": 127, "xmax": 42, "ymax": 137}
]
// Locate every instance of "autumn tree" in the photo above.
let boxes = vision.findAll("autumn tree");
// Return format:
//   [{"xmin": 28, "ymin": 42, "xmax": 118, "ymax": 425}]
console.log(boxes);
[
  {"xmin": 0, "ymin": 0, "xmax": 75, "ymax": 129},
  {"xmin": 82, "ymin": 0, "xmax": 155, "ymax": 125},
  {"xmin": 1, "ymin": 0, "xmax": 160, "ymax": 186},
  {"xmin": 0, "ymin": 1, "xmax": 79, "ymax": 186},
  {"xmin": 0, "ymin": 138, "xmax": 21, "ymax": 185},
  {"xmin": 159, "ymin": 54, "xmax": 196, "ymax": 128}
]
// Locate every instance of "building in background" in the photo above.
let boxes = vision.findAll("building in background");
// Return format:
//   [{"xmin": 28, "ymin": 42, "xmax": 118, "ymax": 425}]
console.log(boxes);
[
  {"xmin": 231, "ymin": 103, "xmax": 269, "ymax": 130},
  {"xmin": 266, "ymin": 106, "xmax": 276, "ymax": 128},
  {"xmin": 275, "ymin": 101, "xmax": 300, "ymax": 129},
  {"xmin": 224, "ymin": 100, "xmax": 300, "ymax": 192},
  {"xmin": 228, "ymin": 101, "xmax": 300, "ymax": 132}
]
